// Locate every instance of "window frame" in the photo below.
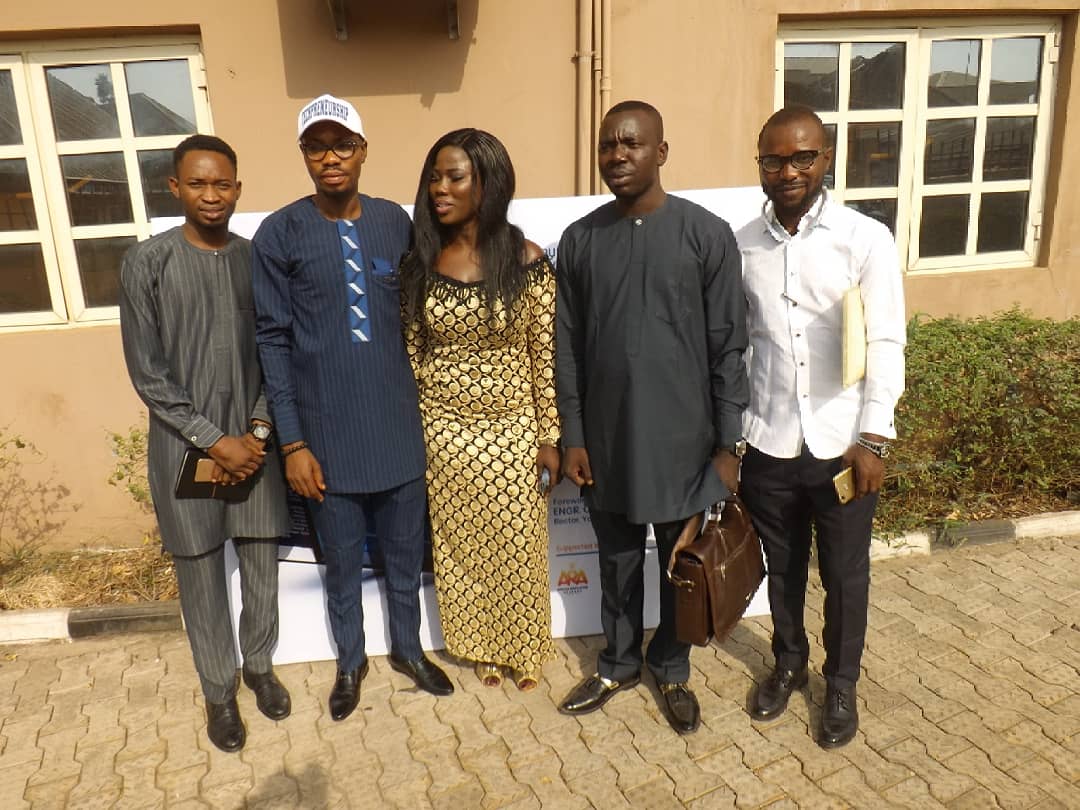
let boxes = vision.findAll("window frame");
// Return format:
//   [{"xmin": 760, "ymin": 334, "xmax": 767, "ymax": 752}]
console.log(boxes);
[
  {"xmin": 777, "ymin": 18, "xmax": 1060, "ymax": 275},
  {"xmin": 0, "ymin": 54, "xmax": 67, "ymax": 328},
  {"xmin": 0, "ymin": 38, "xmax": 210, "ymax": 328}
]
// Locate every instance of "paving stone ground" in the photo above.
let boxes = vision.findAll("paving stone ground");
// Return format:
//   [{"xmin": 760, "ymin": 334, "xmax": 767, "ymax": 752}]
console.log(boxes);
[{"xmin": 2, "ymin": 534, "xmax": 1078, "ymax": 809}]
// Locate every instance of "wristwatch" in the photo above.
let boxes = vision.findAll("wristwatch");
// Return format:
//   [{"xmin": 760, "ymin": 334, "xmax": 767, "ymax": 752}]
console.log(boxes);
[
  {"xmin": 856, "ymin": 436, "xmax": 892, "ymax": 459},
  {"xmin": 249, "ymin": 423, "xmax": 272, "ymax": 442}
]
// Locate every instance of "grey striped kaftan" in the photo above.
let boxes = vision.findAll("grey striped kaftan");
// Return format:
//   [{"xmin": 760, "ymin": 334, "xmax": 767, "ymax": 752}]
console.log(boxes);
[{"xmin": 119, "ymin": 227, "xmax": 289, "ymax": 556}]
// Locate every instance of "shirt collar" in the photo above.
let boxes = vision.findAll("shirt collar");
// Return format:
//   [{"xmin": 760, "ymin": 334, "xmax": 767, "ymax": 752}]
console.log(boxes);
[{"xmin": 761, "ymin": 189, "xmax": 831, "ymax": 242}]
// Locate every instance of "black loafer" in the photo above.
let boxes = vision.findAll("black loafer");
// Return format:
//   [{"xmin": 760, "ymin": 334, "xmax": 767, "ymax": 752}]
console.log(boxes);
[
  {"xmin": 388, "ymin": 654, "xmax": 454, "ymax": 696},
  {"xmin": 659, "ymin": 682, "xmax": 701, "ymax": 734},
  {"xmin": 558, "ymin": 673, "xmax": 640, "ymax": 715},
  {"xmin": 819, "ymin": 684, "xmax": 858, "ymax": 749},
  {"xmin": 242, "ymin": 667, "xmax": 292, "ymax": 721},
  {"xmin": 206, "ymin": 697, "xmax": 246, "ymax": 752},
  {"xmin": 750, "ymin": 665, "xmax": 808, "ymax": 721},
  {"xmin": 329, "ymin": 660, "xmax": 369, "ymax": 721}
]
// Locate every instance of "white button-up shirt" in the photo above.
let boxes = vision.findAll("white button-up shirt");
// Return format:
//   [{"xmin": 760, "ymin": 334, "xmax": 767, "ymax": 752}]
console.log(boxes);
[{"xmin": 735, "ymin": 193, "xmax": 906, "ymax": 459}]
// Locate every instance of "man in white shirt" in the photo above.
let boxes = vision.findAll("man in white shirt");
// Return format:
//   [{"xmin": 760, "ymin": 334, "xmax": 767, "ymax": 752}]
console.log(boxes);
[{"xmin": 736, "ymin": 106, "xmax": 906, "ymax": 749}]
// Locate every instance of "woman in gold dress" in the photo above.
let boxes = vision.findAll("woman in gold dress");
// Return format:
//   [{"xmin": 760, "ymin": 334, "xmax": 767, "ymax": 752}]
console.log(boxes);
[{"xmin": 400, "ymin": 129, "xmax": 560, "ymax": 690}]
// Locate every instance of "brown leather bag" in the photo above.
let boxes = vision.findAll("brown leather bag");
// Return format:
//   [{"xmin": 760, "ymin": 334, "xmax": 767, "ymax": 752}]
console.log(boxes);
[{"xmin": 666, "ymin": 496, "xmax": 765, "ymax": 646}]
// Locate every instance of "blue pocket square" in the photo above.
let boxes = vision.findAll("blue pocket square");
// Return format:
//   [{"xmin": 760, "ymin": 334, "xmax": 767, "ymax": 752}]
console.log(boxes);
[{"xmin": 371, "ymin": 257, "xmax": 395, "ymax": 276}]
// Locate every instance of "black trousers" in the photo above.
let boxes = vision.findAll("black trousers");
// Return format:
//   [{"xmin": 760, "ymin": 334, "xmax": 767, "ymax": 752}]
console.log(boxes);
[
  {"xmin": 590, "ymin": 509, "xmax": 691, "ymax": 684},
  {"xmin": 739, "ymin": 445, "xmax": 877, "ymax": 689}
]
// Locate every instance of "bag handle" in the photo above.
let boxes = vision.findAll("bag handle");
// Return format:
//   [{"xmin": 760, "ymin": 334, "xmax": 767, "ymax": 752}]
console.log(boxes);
[
  {"xmin": 665, "ymin": 511, "xmax": 703, "ymax": 588},
  {"xmin": 664, "ymin": 495, "xmax": 745, "ymax": 587}
]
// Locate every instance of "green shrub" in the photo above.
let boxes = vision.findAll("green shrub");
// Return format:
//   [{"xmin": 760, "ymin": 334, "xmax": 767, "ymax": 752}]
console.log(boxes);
[
  {"xmin": 0, "ymin": 430, "xmax": 73, "ymax": 566},
  {"xmin": 108, "ymin": 426, "xmax": 154, "ymax": 516},
  {"xmin": 877, "ymin": 309, "xmax": 1080, "ymax": 536}
]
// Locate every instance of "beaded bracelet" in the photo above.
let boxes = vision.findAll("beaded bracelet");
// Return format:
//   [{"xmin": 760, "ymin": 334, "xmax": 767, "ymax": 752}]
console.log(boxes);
[{"xmin": 281, "ymin": 441, "xmax": 309, "ymax": 457}]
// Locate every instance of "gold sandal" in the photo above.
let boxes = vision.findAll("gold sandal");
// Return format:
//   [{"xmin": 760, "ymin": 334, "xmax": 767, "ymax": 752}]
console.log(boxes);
[
  {"xmin": 475, "ymin": 662, "xmax": 502, "ymax": 687},
  {"xmin": 511, "ymin": 670, "xmax": 539, "ymax": 692}
]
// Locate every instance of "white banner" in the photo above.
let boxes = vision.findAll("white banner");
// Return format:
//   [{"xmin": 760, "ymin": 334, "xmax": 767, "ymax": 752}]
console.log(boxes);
[{"xmin": 165, "ymin": 187, "xmax": 771, "ymax": 665}]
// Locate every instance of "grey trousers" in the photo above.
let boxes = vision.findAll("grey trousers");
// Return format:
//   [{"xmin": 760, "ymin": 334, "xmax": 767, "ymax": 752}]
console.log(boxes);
[{"xmin": 172, "ymin": 538, "xmax": 280, "ymax": 703}]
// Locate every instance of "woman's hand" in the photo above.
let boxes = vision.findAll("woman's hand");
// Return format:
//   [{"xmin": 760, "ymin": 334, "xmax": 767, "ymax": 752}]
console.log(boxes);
[{"xmin": 535, "ymin": 444, "xmax": 561, "ymax": 496}]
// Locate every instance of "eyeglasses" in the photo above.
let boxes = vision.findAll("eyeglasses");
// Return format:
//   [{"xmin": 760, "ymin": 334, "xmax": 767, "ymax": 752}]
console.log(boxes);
[
  {"xmin": 299, "ymin": 139, "xmax": 362, "ymax": 161},
  {"xmin": 756, "ymin": 150, "xmax": 824, "ymax": 173}
]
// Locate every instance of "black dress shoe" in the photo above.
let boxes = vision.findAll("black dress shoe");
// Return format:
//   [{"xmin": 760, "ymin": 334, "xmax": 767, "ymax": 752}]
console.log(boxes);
[
  {"xmin": 329, "ymin": 660, "xmax": 369, "ymax": 721},
  {"xmin": 750, "ymin": 665, "xmax": 809, "ymax": 721},
  {"xmin": 558, "ymin": 673, "xmax": 640, "ymax": 715},
  {"xmin": 659, "ymin": 682, "xmax": 701, "ymax": 734},
  {"xmin": 388, "ymin": 654, "xmax": 454, "ymax": 696},
  {"xmin": 206, "ymin": 697, "xmax": 246, "ymax": 752},
  {"xmin": 819, "ymin": 684, "xmax": 858, "ymax": 749},
  {"xmin": 242, "ymin": 667, "xmax": 292, "ymax": 721}
]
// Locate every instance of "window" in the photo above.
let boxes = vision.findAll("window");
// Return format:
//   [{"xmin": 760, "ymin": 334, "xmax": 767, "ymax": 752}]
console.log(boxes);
[
  {"xmin": 778, "ymin": 20, "xmax": 1059, "ymax": 273},
  {"xmin": 0, "ymin": 42, "xmax": 210, "ymax": 327}
]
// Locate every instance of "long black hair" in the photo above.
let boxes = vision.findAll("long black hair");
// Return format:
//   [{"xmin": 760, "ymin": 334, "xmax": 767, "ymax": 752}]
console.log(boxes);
[{"xmin": 401, "ymin": 128, "xmax": 527, "ymax": 326}]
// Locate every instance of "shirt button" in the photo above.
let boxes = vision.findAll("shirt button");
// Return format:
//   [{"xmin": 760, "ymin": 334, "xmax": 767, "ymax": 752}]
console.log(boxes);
[
  {"xmin": 799, "ymin": 361, "xmax": 806, "ymax": 366},
  {"xmin": 634, "ymin": 218, "xmax": 642, "ymax": 226},
  {"xmin": 190, "ymin": 435, "xmax": 198, "ymax": 441},
  {"xmin": 795, "ymin": 332, "xmax": 802, "ymax": 338}
]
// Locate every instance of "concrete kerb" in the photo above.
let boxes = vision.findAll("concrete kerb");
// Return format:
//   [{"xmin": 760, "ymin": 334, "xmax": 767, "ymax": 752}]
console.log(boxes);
[
  {"xmin": 0, "ymin": 600, "xmax": 182, "ymax": 645},
  {"xmin": 870, "ymin": 508, "xmax": 1080, "ymax": 560},
  {"xmin": 2, "ymin": 509, "xmax": 1078, "ymax": 646}
]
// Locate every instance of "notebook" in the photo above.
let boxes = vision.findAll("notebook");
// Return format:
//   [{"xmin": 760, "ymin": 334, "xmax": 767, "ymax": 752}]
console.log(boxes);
[
  {"xmin": 174, "ymin": 448, "xmax": 256, "ymax": 502},
  {"xmin": 842, "ymin": 286, "xmax": 866, "ymax": 388}
]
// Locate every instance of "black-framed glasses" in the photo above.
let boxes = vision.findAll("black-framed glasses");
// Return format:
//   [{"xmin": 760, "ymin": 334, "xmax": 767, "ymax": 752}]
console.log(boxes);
[
  {"xmin": 299, "ymin": 139, "xmax": 362, "ymax": 161},
  {"xmin": 756, "ymin": 150, "xmax": 824, "ymax": 173}
]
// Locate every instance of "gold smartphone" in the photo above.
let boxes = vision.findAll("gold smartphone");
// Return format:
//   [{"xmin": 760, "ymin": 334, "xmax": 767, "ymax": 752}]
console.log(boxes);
[
  {"xmin": 833, "ymin": 466, "xmax": 855, "ymax": 504},
  {"xmin": 194, "ymin": 457, "xmax": 217, "ymax": 483}
]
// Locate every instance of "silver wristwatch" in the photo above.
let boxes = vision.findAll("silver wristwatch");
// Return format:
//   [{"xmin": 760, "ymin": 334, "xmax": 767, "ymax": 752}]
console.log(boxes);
[
  {"xmin": 250, "ymin": 423, "xmax": 272, "ymax": 442},
  {"xmin": 856, "ymin": 436, "xmax": 891, "ymax": 459}
]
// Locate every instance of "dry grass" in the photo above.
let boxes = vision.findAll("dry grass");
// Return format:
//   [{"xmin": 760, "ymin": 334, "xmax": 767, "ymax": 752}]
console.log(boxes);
[{"xmin": 0, "ymin": 544, "xmax": 177, "ymax": 610}]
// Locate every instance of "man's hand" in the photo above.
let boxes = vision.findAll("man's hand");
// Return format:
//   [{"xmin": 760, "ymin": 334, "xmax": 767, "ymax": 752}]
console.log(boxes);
[
  {"xmin": 712, "ymin": 450, "xmax": 741, "ymax": 495},
  {"xmin": 207, "ymin": 435, "xmax": 264, "ymax": 481},
  {"xmin": 241, "ymin": 432, "xmax": 266, "ymax": 455},
  {"xmin": 535, "ymin": 445, "xmax": 562, "ymax": 495},
  {"xmin": 841, "ymin": 433, "xmax": 886, "ymax": 498},
  {"xmin": 562, "ymin": 446, "xmax": 594, "ymax": 487},
  {"xmin": 284, "ymin": 447, "xmax": 326, "ymax": 502},
  {"xmin": 208, "ymin": 461, "xmax": 231, "ymax": 485}
]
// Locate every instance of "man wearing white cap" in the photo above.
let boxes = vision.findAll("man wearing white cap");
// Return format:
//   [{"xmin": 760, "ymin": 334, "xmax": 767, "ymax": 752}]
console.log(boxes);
[{"xmin": 252, "ymin": 94, "xmax": 453, "ymax": 721}]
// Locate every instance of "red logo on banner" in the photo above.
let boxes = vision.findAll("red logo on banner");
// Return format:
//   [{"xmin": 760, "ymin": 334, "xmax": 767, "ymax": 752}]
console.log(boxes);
[{"xmin": 557, "ymin": 566, "xmax": 588, "ymax": 588}]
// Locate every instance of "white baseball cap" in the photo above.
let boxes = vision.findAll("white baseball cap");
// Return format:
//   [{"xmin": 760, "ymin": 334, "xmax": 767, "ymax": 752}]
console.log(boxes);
[{"xmin": 297, "ymin": 94, "xmax": 365, "ymax": 140}]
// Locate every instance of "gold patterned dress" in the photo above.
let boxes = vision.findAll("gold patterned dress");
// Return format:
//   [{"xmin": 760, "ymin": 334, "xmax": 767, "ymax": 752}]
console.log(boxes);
[{"xmin": 405, "ymin": 256, "xmax": 560, "ymax": 675}]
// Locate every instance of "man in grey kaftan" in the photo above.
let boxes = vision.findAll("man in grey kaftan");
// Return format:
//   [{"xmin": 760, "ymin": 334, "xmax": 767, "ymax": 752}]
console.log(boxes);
[
  {"xmin": 120, "ymin": 135, "xmax": 290, "ymax": 753},
  {"xmin": 556, "ymin": 101, "xmax": 748, "ymax": 734},
  {"xmin": 121, "ymin": 226, "xmax": 288, "ymax": 553}
]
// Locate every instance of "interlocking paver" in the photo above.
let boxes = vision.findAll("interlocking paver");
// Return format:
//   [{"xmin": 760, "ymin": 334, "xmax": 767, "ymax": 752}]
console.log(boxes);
[
  {"xmin": 945, "ymin": 784, "xmax": 1006, "ymax": 809},
  {"xmin": 67, "ymin": 738, "xmax": 123, "ymax": 807},
  {"xmin": 23, "ymin": 773, "xmax": 78, "ymax": 807},
  {"xmin": 456, "ymin": 738, "xmax": 533, "ymax": 809},
  {"xmin": 1, "ymin": 533, "xmax": 1078, "ymax": 807},
  {"xmin": 696, "ymin": 743, "xmax": 785, "ymax": 807},
  {"xmin": 757, "ymin": 753, "xmax": 847, "ymax": 808},
  {"xmin": 944, "ymin": 746, "xmax": 1047, "ymax": 809},
  {"xmin": 818, "ymin": 763, "xmax": 900, "ymax": 808},
  {"xmin": 580, "ymin": 724, "xmax": 662, "ymax": 790},
  {"xmin": 881, "ymin": 775, "xmax": 949, "ymax": 808},
  {"xmin": 1008, "ymin": 756, "xmax": 1080, "ymax": 807},
  {"xmin": 879, "ymin": 737, "xmax": 976, "ymax": 803}
]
